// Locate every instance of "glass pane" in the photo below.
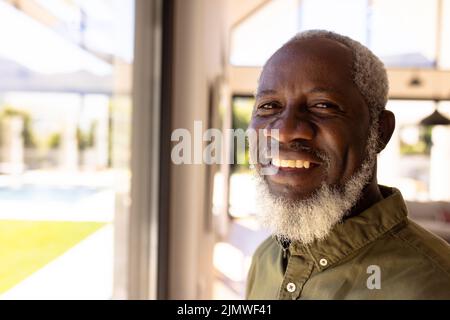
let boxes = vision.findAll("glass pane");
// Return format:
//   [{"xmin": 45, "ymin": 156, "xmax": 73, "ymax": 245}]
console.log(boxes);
[
  {"xmin": 439, "ymin": 0, "xmax": 450, "ymax": 68},
  {"xmin": 429, "ymin": 101, "xmax": 450, "ymax": 200},
  {"xmin": 299, "ymin": 0, "xmax": 367, "ymax": 44},
  {"xmin": 369, "ymin": 0, "xmax": 438, "ymax": 67},
  {"xmin": 229, "ymin": 96, "xmax": 256, "ymax": 218},
  {"xmin": 0, "ymin": 0, "xmax": 134, "ymax": 299},
  {"xmin": 230, "ymin": 0, "xmax": 300, "ymax": 66},
  {"xmin": 378, "ymin": 100, "xmax": 436, "ymax": 201},
  {"xmin": 230, "ymin": 0, "xmax": 443, "ymax": 68},
  {"xmin": 230, "ymin": 0, "xmax": 367, "ymax": 66}
]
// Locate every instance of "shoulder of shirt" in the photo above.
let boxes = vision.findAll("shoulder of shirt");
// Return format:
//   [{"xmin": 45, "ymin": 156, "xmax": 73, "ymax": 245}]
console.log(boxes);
[
  {"xmin": 387, "ymin": 218, "xmax": 450, "ymax": 277},
  {"xmin": 374, "ymin": 185, "xmax": 450, "ymax": 277},
  {"xmin": 246, "ymin": 236, "xmax": 279, "ymax": 299},
  {"xmin": 252, "ymin": 236, "xmax": 279, "ymax": 261}
]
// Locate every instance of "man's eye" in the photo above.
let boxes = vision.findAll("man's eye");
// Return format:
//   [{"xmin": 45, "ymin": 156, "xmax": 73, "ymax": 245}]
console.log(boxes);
[
  {"xmin": 314, "ymin": 103, "xmax": 332, "ymax": 109},
  {"xmin": 258, "ymin": 102, "xmax": 278, "ymax": 109},
  {"xmin": 310, "ymin": 102, "xmax": 342, "ymax": 112},
  {"xmin": 255, "ymin": 102, "xmax": 281, "ymax": 115}
]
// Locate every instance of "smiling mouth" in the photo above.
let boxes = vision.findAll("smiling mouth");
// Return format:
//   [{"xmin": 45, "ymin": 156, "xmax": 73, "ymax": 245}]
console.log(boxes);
[
  {"xmin": 270, "ymin": 158, "xmax": 320, "ymax": 170},
  {"xmin": 261, "ymin": 157, "xmax": 324, "ymax": 196}
]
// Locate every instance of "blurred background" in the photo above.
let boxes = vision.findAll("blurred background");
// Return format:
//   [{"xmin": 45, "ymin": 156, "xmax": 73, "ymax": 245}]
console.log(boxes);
[{"xmin": 0, "ymin": 0, "xmax": 450, "ymax": 300}]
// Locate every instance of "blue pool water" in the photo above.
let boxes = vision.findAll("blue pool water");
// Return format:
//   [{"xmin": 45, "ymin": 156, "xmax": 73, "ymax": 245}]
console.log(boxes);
[{"xmin": 0, "ymin": 185, "xmax": 102, "ymax": 203}]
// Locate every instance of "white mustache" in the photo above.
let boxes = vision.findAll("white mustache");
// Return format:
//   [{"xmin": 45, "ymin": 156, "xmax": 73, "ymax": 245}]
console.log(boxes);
[{"xmin": 252, "ymin": 122, "xmax": 380, "ymax": 244}]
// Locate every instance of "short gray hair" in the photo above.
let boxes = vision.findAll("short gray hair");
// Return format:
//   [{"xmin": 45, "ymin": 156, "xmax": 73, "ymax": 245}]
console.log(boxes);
[{"xmin": 276, "ymin": 30, "xmax": 389, "ymax": 122}]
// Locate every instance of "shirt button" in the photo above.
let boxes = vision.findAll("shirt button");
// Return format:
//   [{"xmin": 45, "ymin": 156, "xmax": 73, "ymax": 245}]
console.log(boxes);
[
  {"xmin": 319, "ymin": 258, "xmax": 328, "ymax": 266},
  {"xmin": 286, "ymin": 282, "xmax": 296, "ymax": 293}
]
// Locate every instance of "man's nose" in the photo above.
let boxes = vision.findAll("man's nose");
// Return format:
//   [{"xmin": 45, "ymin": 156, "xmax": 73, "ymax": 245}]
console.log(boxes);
[{"xmin": 264, "ymin": 109, "xmax": 314, "ymax": 143}]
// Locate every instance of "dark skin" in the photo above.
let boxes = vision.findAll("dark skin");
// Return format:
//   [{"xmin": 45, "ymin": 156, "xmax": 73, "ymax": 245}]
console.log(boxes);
[{"xmin": 249, "ymin": 37, "xmax": 395, "ymax": 217}]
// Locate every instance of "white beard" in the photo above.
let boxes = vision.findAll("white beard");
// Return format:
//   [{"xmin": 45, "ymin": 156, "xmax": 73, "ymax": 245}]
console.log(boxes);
[{"xmin": 253, "ymin": 123, "xmax": 380, "ymax": 245}]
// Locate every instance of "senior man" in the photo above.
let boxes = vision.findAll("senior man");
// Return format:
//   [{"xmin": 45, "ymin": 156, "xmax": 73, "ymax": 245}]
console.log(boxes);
[{"xmin": 246, "ymin": 30, "xmax": 450, "ymax": 300}]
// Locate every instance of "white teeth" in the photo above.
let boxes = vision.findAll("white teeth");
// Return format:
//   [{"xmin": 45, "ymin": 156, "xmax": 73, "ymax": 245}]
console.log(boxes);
[{"xmin": 271, "ymin": 159, "xmax": 311, "ymax": 169}]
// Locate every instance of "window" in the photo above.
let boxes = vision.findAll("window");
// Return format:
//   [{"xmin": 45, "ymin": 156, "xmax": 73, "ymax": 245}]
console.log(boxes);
[
  {"xmin": 230, "ymin": 0, "xmax": 449, "ymax": 69},
  {"xmin": 230, "ymin": 0, "xmax": 300, "ymax": 66},
  {"xmin": 369, "ymin": 0, "xmax": 438, "ymax": 67},
  {"xmin": 0, "ymin": 0, "xmax": 134, "ymax": 299}
]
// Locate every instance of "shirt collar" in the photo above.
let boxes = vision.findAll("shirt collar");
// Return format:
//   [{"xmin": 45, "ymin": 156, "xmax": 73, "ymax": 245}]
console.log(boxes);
[{"xmin": 286, "ymin": 185, "xmax": 408, "ymax": 271}]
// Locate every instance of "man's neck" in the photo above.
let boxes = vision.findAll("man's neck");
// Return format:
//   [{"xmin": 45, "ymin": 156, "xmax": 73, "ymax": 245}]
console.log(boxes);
[{"xmin": 346, "ymin": 179, "xmax": 383, "ymax": 219}]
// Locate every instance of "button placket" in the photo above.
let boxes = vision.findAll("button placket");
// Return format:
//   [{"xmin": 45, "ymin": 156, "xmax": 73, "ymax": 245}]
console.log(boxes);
[
  {"xmin": 278, "ymin": 255, "xmax": 313, "ymax": 300},
  {"xmin": 304, "ymin": 245, "xmax": 331, "ymax": 271},
  {"xmin": 286, "ymin": 282, "xmax": 296, "ymax": 293}
]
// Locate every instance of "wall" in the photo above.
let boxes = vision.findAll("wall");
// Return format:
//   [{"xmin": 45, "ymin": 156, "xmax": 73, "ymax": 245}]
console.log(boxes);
[{"xmin": 169, "ymin": 0, "xmax": 229, "ymax": 299}]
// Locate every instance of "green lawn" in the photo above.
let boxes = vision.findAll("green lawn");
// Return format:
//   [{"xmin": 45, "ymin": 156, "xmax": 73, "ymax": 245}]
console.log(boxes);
[{"xmin": 0, "ymin": 220, "xmax": 105, "ymax": 294}]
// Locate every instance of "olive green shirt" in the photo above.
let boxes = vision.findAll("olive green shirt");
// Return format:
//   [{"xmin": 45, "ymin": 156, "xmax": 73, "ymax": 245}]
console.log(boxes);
[{"xmin": 246, "ymin": 186, "xmax": 450, "ymax": 300}]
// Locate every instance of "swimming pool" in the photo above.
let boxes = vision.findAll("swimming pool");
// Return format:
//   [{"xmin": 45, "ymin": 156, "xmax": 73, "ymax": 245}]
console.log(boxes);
[
  {"xmin": 0, "ymin": 184, "xmax": 114, "ymax": 222},
  {"xmin": 0, "ymin": 185, "xmax": 103, "ymax": 203}
]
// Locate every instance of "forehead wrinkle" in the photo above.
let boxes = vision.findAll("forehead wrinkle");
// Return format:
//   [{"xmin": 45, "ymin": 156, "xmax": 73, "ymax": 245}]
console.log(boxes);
[
  {"xmin": 284, "ymin": 37, "xmax": 354, "ymax": 67},
  {"xmin": 258, "ymin": 65, "xmax": 353, "ymax": 101},
  {"xmin": 255, "ymin": 89, "xmax": 277, "ymax": 99},
  {"xmin": 258, "ymin": 42, "xmax": 359, "ymax": 104},
  {"xmin": 262, "ymin": 37, "xmax": 354, "ymax": 80}
]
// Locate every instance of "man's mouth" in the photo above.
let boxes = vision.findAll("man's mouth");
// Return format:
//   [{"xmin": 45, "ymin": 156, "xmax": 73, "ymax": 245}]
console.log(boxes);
[
  {"xmin": 268, "ymin": 157, "xmax": 321, "ymax": 171},
  {"xmin": 257, "ymin": 153, "xmax": 326, "ymax": 199},
  {"xmin": 272, "ymin": 158, "xmax": 312, "ymax": 169},
  {"xmin": 260, "ymin": 156, "xmax": 324, "ymax": 199}
]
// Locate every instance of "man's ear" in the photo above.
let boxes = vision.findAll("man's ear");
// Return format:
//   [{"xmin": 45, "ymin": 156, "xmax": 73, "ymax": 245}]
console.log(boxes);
[{"xmin": 377, "ymin": 110, "xmax": 395, "ymax": 153}]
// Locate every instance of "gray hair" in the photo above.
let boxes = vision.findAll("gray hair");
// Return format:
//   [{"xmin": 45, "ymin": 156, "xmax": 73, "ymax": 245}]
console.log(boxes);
[{"xmin": 269, "ymin": 29, "xmax": 389, "ymax": 122}]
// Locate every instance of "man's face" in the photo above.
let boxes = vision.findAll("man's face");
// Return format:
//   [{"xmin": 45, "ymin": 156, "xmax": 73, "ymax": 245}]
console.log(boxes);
[{"xmin": 249, "ymin": 37, "xmax": 371, "ymax": 201}]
